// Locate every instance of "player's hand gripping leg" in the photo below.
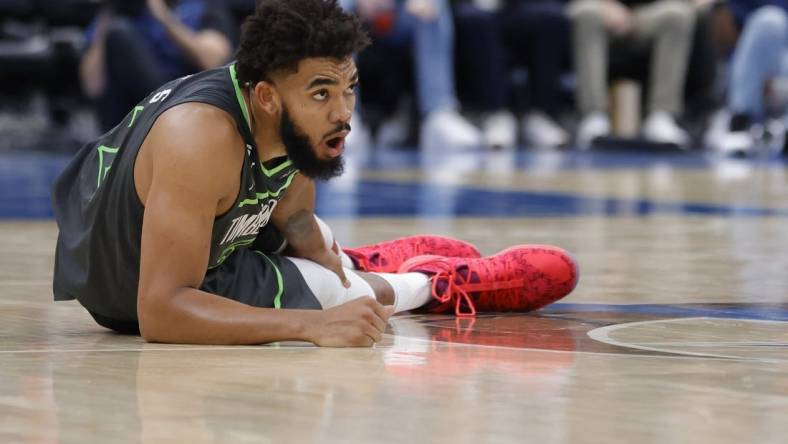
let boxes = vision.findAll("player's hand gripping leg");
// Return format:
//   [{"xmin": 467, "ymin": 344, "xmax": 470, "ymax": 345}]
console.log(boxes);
[{"xmin": 307, "ymin": 297, "xmax": 395, "ymax": 347}]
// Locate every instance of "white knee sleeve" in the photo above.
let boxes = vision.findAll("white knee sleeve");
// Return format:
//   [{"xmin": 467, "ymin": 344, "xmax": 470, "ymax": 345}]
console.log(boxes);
[
  {"xmin": 288, "ymin": 257, "xmax": 375, "ymax": 309},
  {"xmin": 288, "ymin": 256, "xmax": 431, "ymax": 313}
]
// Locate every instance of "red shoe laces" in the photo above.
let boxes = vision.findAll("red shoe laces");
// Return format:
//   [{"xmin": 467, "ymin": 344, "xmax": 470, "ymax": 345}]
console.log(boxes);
[{"xmin": 423, "ymin": 256, "xmax": 526, "ymax": 317}]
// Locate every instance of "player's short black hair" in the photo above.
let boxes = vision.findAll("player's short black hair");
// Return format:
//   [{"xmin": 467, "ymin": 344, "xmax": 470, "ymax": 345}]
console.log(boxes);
[{"xmin": 235, "ymin": 0, "xmax": 370, "ymax": 86}]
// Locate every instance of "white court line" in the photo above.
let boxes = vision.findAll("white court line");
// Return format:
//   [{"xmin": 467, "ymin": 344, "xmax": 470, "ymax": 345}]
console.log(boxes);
[
  {"xmin": 387, "ymin": 332, "xmax": 771, "ymax": 362},
  {"xmin": 1, "ymin": 280, "xmax": 52, "ymax": 287},
  {"xmin": 631, "ymin": 342, "xmax": 788, "ymax": 347},
  {"xmin": 0, "ymin": 335, "xmax": 714, "ymax": 359},
  {"xmin": 0, "ymin": 344, "xmax": 316, "ymax": 354},
  {"xmin": 2, "ymin": 319, "xmax": 785, "ymax": 360},
  {"xmin": 587, "ymin": 317, "xmax": 788, "ymax": 363}
]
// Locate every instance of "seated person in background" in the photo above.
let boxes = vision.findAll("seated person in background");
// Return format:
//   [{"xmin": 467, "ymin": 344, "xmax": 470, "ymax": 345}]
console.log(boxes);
[
  {"xmin": 705, "ymin": 1, "xmax": 788, "ymax": 156},
  {"xmin": 80, "ymin": 0, "xmax": 234, "ymax": 130},
  {"xmin": 568, "ymin": 0, "xmax": 696, "ymax": 148},
  {"xmin": 454, "ymin": 0, "xmax": 572, "ymax": 149},
  {"xmin": 340, "ymin": 0, "xmax": 483, "ymax": 149}
]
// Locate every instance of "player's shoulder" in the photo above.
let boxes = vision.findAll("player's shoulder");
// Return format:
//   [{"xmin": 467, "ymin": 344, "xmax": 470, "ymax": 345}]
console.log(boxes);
[
  {"xmin": 156, "ymin": 102, "xmax": 237, "ymax": 136},
  {"xmin": 151, "ymin": 102, "xmax": 242, "ymax": 156},
  {"xmin": 143, "ymin": 102, "xmax": 245, "ymax": 183}
]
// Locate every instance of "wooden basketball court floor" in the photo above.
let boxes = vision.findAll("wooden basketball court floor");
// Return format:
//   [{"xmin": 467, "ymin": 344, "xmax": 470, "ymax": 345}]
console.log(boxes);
[{"xmin": 0, "ymin": 147, "xmax": 786, "ymax": 443}]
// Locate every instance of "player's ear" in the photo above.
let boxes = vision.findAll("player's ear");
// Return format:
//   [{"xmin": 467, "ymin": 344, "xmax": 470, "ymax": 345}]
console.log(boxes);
[{"xmin": 253, "ymin": 81, "xmax": 280, "ymax": 116}]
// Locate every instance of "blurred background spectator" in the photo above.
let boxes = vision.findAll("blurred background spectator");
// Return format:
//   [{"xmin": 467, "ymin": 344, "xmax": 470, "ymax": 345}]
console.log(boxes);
[
  {"xmin": 0, "ymin": 0, "xmax": 784, "ymax": 156},
  {"xmin": 80, "ymin": 0, "xmax": 234, "ymax": 130},
  {"xmin": 0, "ymin": 0, "xmax": 99, "ymax": 150},
  {"xmin": 454, "ymin": 0, "xmax": 572, "ymax": 149},
  {"xmin": 0, "ymin": 0, "xmax": 249, "ymax": 151},
  {"xmin": 704, "ymin": 1, "xmax": 788, "ymax": 156},
  {"xmin": 568, "ymin": 0, "xmax": 696, "ymax": 148},
  {"xmin": 340, "ymin": 0, "xmax": 483, "ymax": 150}
]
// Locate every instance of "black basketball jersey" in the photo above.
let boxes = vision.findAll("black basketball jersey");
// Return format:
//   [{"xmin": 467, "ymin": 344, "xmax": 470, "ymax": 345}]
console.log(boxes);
[{"xmin": 52, "ymin": 63, "xmax": 299, "ymax": 321}]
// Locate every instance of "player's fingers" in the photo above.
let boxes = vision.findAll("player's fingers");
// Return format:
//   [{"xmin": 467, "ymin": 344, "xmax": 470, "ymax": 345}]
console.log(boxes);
[
  {"xmin": 370, "ymin": 299, "xmax": 395, "ymax": 323},
  {"xmin": 336, "ymin": 266, "xmax": 350, "ymax": 288},
  {"xmin": 367, "ymin": 308, "xmax": 387, "ymax": 333},
  {"xmin": 362, "ymin": 323, "xmax": 383, "ymax": 344}
]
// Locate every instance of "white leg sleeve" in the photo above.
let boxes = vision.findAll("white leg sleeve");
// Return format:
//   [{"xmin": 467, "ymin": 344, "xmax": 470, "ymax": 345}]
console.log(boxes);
[
  {"xmin": 374, "ymin": 273, "xmax": 432, "ymax": 313},
  {"xmin": 314, "ymin": 215, "xmax": 356, "ymax": 269},
  {"xmin": 288, "ymin": 257, "xmax": 432, "ymax": 313},
  {"xmin": 288, "ymin": 257, "xmax": 375, "ymax": 309}
]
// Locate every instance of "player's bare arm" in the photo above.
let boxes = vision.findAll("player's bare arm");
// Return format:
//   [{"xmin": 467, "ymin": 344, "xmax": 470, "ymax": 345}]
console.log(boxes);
[
  {"xmin": 271, "ymin": 175, "xmax": 350, "ymax": 287},
  {"xmin": 134, "ymin": 103, "xmax": 387, "ymax": 345}
]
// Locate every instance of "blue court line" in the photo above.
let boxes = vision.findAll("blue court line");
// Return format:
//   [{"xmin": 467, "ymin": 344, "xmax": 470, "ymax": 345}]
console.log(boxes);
[
  {"xmin": 543, "ymin": 303, "xmax": 788, "ymax": 321},
  {"xmin": 1, "ymin": 151, "xmax": 787, "ymax": 218},
  {"xmin": 363, "ymin": 149, "xmax": 788, "ymax": 170},
  {"xmin": 315, "ymin": 180, "xmax": 788, "ymax": 217}
]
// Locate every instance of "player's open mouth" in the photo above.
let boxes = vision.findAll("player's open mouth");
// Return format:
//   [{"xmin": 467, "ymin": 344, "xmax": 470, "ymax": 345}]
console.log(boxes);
[{"xmin": 324, "ymin": 134, "xmax": 346, "ymax": 157}]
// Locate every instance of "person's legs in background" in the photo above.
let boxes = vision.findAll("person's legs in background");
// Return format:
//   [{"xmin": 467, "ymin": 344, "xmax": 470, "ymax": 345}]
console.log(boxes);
[
  {"xmin": 567, "ymin": 0, "xmax": 612, "ymax": 149},
  {"xmin": 683, "ymin": 2, "xmax": 721, "ymax": 130},
  {"xmin": 453, "ymin": 2, "xmax": 516, "ymax": 149},
  {"xmin": 354, "ymin": 32, "xmax": 414, "ymax": 148},
  {"xmin": 99, "ymin": 18, "xmax": 167, "ymax": 131},
  {"xmin": 351, "ymin": 0, "xmax": 481, "ymax": 149},
  {"xmin": 501, "ymin": 1, "xmax": 570, "ymax": 148},
  {"xmin": 777, "ymin": 49, "xmax": 788, "ymax": 154},
  {"xmin": 730, "ymin": 6, "xmax": 788, "ymax": 121},
  {"xmin": 633, "ymin": 0, "xmax": 696, "ymax": 146},
  {"xmin": 406, "ymin": 0, "xmax": 482, "ymax": 149},
  {"xmin": 711, "ymin": 6, "xmax": 788, "ymax": 155}
]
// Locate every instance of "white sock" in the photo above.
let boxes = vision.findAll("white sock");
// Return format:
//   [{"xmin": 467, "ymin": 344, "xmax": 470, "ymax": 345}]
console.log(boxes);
[{"xmin": 374, "ymin": 272, "xmax": 432, "ymax": 313}]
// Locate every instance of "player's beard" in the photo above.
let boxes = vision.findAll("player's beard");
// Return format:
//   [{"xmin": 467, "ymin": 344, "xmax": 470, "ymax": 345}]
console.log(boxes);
[{"xmin": 280, "ymin": 105, "xmax": 345, "ymax": 181}]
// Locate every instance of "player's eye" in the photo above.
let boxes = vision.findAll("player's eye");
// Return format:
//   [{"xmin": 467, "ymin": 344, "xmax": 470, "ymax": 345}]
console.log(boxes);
[{"xmin": 312, "ymin": 90, "xmax": 328, "ymax": 101}]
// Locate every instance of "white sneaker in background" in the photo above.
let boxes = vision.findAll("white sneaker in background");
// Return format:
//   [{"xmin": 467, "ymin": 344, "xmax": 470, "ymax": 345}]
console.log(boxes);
[
  {"xmin": 704, "ymin": 109, "xmax": 755, "ymax": 156},
  {"xmin": 714, "ymin": 131, "xmax": 755, "ymax": 156},
  {"xmin": 576, "ymin": 111, "xmax": 610, "ymax": 150},
  {"xmin": 521, "ymin": 111, "xmax": 569, "ymax": 148},
  {"xmin": 763, "ymin": 118, "xmax": 786, "ymax": 155},
  {"xmin": 481, "ymin": 110, "xmax": 516, "ymax": 149},
  {"xmin": 642, "ymin": 110, "xmax": 690, "ymax": 147},
  {"xmin": 703, "ymin": 109, "xmax": 730, "ymax": 149},
  {"xmin": 420, "ymin": 108, "xmax": 483, "ymax": 150}
]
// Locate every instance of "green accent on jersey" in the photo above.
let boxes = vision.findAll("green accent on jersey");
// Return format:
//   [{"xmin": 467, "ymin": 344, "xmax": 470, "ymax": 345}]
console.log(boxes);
[
  {"xmin": 128, "ymin": 106, "xmax": 144, "ymax": 127},
  {"xmin": 229, "ymin": 64, "xmax": 252, "ymax": 132},
  {"xmin": 238, "ymin": 171, "xmax": 298, "ymax": 208},
  {"xmin": 211, "ymin": 237, "xmax": 256, "ymax": 268},
  {"xmin": 96, "ymin": 145, "xmax": 119, "ymax": 187},
  {"xmin": 261, "ymin": 159, "xmax": 293, "ymax": 177},
  {"xmin": 254, "ymin": 251, "xmax": 283, "ymax": 309}
]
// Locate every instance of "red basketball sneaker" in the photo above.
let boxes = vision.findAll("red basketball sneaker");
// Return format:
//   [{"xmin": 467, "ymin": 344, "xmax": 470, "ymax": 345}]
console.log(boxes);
[
  {"xmin": 343, "ymin": 235, "xmax": 481, "ymax": 273},
  {"xmin": 398, "ymin": 245, "xmax": 579, "ymax": 317}
]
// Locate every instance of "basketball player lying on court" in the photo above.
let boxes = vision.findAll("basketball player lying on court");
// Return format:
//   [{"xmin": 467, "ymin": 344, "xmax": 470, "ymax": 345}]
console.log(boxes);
[{"xmin": 52, "ymin": 0, "xmax": 578, "ymax": 347}]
